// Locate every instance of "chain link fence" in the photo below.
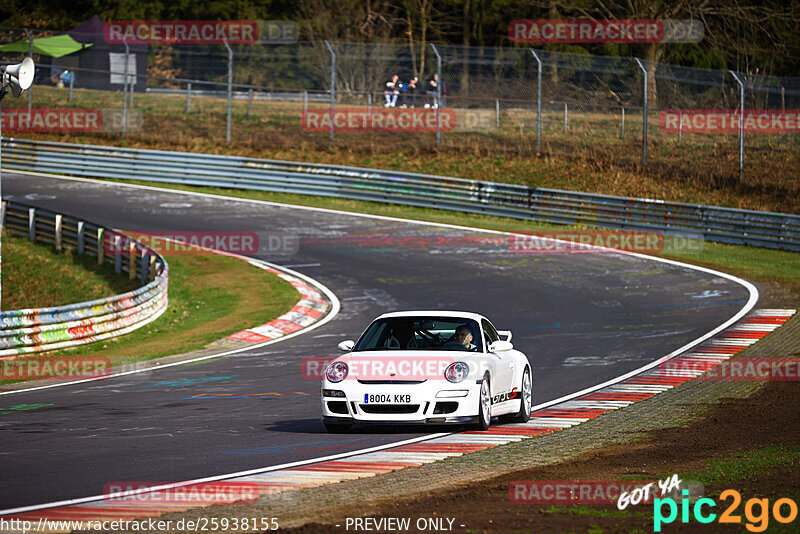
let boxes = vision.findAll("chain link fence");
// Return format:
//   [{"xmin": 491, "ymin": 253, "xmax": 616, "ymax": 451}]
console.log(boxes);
[{"xmin": 2, "ymin": 27, "xmax": 799, "ymax": 186}]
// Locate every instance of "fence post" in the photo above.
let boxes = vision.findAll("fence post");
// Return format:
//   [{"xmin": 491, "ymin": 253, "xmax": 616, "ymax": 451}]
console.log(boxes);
[
  {"xmin": 563, "ymin": 103, "xmax": 568, "ymax": 133},
  {"xmin": 54, "ymin": 214, "xmax": 62, "ymax": 251},
  {"xmin": 368, "ymin": 92, "xmax": 372, "ymax": 116},
  {"xmin": 23, "ymin": 28, "xmax": 33, "ymax": 115},
  {"xmin": 122, "ymin": 40, "xmax": 129, "ymax": 139},
  {"xmin": 77, "ymin": 221, "xmax": 85, "ymax": 255},
  {"xmin": 634, "ymin": 58, "xmax": 648, "ymax": 167},
  {"xmin": 620, "ymin": 106, "xmax": 625, "ymax": 139},
  {"xmin": 128, "ymin": 71, "xmax": 134, "ymax": 107},
  {"xmin": 324, "ymin": 40, "xmax": 336, "ymax": 146},
  {"xmin": 247, "ymin": 87, "xmax": 253, "ymax": 117},
  {"xmin": 303, "ymin": 90, "xmax": 308, "ymax": 115},
  {"xmin": 496, "ymin": 99, "xmax": 500, "ymax": 127},
  {"xmin": 430, "ymin": 43, "xmax": 442, "ymax": 148},
  {"xmin": 97, "ymin": 228, "xmax": 105, "ymax": 265},
  {"xmin": 28, "ymin": 208, "xmax": 36, "ymax": 242},
  {"xmin": 68, "ymin": 74, "xmax": 74, "ymax": 101},
  {"xmin": 530, "ymin": 50, "xmax": 542, "ymax": 153},
  {"xmin": 224, "ymin": 40, "xmax": 233, "ymax": 144},
  {"xmin": 128, "ymin": 241, "xmax": 136, "ymax": 280},
  {"xmin": 729, "ymin": 70, "xmax": 745, "ymax": 182},
  {"xmin": 140, "ymin": 251, "xmax": 148, "ymax": 284},
  {"xmin": 114, "ymin": 236, "xmax": 122, "ymax": 272}
]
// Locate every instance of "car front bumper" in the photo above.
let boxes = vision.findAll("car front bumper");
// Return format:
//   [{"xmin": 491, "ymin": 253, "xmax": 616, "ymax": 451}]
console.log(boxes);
[{"xmin": 321, "ymin": 379, "xmax": 482, "ymax": 424}]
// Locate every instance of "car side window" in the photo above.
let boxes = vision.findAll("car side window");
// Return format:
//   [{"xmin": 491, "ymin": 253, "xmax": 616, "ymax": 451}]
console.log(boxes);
[{"xmin": 482, "ymin": 319, "xmax": 499, "ymax": 349}]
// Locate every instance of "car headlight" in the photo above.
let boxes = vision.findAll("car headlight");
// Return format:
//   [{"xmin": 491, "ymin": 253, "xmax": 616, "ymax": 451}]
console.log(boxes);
[
  {"xmin": 325, "ymin": 361, "xmax": 348, "ymax": 383},
  {"xmin": 444, "ymin": 361, "xmax": 469, "ymax": 383}
]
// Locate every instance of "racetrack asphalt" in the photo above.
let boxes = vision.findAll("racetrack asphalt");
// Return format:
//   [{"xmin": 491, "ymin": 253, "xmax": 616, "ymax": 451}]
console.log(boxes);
[{"xmin": 0, "ymin": 172, "xmax": 755, "ymax": 510}]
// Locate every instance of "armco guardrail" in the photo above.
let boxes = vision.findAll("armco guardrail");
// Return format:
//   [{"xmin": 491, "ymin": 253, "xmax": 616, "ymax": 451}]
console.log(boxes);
[
  {"xmin": 2, "ymin": 138, "xmax": 799, "ymax": 251},
  {"xmin": 0, "ymin": 200, "xmax": 168, "ymax": 357}
]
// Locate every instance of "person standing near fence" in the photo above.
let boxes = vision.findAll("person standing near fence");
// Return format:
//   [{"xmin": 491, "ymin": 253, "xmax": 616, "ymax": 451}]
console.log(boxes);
[
  {"xmin": 425, "ymin": 74, "xmax": 444, "ymax": 108},
  {"xmin": 384, "ymin": 74, "xmax": 400, "ymax": 107}
]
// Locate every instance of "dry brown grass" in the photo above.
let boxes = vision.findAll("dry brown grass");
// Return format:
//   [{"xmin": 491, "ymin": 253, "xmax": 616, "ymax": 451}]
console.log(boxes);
[{"xmin": 14, "ymin": 86, "xmax": 800, "ymax": 214}]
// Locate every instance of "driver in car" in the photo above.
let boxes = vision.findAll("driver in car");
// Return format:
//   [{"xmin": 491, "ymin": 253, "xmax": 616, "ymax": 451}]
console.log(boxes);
[{"xmin": 444, "ymin": 324, "xmax": 477, "ymax": 351}]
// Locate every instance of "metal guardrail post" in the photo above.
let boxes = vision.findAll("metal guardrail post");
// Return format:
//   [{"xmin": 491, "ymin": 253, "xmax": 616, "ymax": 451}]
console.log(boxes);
[
  {"xmin": 129, "ymin": 242, "xmax": 136, "ymax": 280},
  {"xmin": 122, "ymin": 40, "xmax": 129, "ymax": 139},
  {"xmin": 77, "ymin": 221, "xmax": 85, "ymax": 255},
  {"xmin": 729, "ymin": 71, "xmax": 745, "ymax": 182},
  {"xmin": 224, "ymin": 40, "xmax": 233, "ymax": 144},
  {"xmin": 97, "ymin": 228, "xmax": 104, "ymax": 265},
  {"xmin": 530, "ymin": 50, "xmax": 542, "ymax": 153},
  {"xmin": 23, "ymin": 28, "xmax": 33, "ymax": 116},
  {"xmin": 114, "ymin": 236, "xmax": 122, "ymax": 272},
  {"xmin": 430, "ymin": 44, "xmax": 442, "ymax": 148},
  {"xmin": 324, "ymin": 41, "xmax": 336, "ymax": 146},
  {"xmin": 634, "ymin": 58, "xmax": 648, "ymax": 167},
  {"xmin": 28, "ymin": 208, "xmax": 36, "ymax": 242},
  {"xmin": 55, "ymin": 214, "xmax": 63, "ymax": 251}
]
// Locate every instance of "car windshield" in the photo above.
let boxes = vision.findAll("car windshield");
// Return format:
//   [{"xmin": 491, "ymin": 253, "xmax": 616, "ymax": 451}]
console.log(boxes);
[{"xmin": 353, "ymin": 317, "xmax": 483, "ymax": 352}]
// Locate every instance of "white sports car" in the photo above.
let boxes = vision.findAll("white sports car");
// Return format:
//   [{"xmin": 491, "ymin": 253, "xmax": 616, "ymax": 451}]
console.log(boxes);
[{"xmin": 321, "ymin": 311, "xmax": 533, "ymax": 432}]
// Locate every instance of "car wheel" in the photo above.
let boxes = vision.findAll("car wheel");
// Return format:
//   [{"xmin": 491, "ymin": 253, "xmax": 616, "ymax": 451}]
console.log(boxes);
[
  {"xmin": 504, "ymin": 366, "xmax": 532, "ymax": 423},
  {"xmin": 324, "ymin": 421, "xmax": 352, "ymax": 433},
  {"xmin": 475, "ymin": 374, "xmax": 492, "ymax": 431}
]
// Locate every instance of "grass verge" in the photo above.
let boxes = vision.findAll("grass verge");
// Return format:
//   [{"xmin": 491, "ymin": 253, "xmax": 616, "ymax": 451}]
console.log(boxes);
[
  {"xmin": 58, "ymin": 253, "xmax": 299, "ymax": 366},
  {"xmin": 2, "ymin": 230, "xmax": 139, "ymax": 310}
]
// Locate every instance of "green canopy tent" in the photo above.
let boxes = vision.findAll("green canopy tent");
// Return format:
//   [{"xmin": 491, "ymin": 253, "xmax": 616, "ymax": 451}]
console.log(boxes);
[{"xmin": 0, "ymin": 34, "xmax": 92, "ymax": 58}]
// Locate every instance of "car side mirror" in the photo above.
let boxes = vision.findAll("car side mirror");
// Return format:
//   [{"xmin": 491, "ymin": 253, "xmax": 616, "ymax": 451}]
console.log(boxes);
[
  {"xmin": 497, "ymin": 330, "xmax": 513, "ymax": 342},
  {"xmin": 338, "ymin": 340, "xmax": 355, "ymax": 352},
  {"xmin": 489, "ymin": 340, "xmax": 513, "ymax": 352}
]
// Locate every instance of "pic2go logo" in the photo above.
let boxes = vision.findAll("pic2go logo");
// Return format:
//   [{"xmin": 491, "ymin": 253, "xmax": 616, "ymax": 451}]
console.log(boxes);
[{"xmin": 653, "ymin": 489, "xmax": 798, "ymax": 532}]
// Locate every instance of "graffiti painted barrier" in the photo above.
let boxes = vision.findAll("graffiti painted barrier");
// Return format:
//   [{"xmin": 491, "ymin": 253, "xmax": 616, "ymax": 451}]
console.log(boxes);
[{"xmin": 0, "ymin": 201, "xmax": 168, "ymax": 358}]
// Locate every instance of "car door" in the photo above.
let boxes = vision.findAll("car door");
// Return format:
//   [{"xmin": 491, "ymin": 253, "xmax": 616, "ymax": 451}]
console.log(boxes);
[{"xmin": 483, "ymin": 319, "xmax": 515, "ymax": 404}]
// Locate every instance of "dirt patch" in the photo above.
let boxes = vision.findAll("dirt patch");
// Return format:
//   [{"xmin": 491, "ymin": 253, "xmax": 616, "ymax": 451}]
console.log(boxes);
[{"xmin": 281, "ymin": 381, "xmax": 800, "ymax": 533}]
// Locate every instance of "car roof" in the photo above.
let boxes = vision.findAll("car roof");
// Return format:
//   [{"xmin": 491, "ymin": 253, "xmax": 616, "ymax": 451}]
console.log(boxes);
[{"xmin": 375, "ymin": 310, "xmax": 487, "ymax": 322}]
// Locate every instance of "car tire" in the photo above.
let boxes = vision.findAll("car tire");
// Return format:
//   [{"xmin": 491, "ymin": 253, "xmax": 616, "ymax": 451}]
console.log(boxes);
[
  {"xmin": 475, "ymin": 374, "xmax": 492, "ymax": 431},
  {"xmin": 503, "ymin": 366, "xmax": 532, "ymax": 423},
  {"xmin": 324, "ymin": 421, "xmax": 352, "ymax": 433}
]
